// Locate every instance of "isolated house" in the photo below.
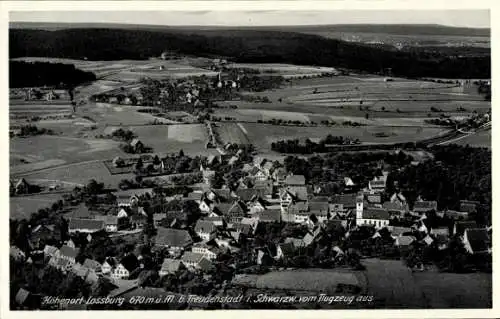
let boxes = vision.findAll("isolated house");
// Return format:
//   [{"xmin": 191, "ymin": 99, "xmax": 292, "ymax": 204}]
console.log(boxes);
[
  {"xmin": 15, "ymin": 178, "xmax": 30, "ymax": 194},
  {"xmin": 130, "ymin": 139, "xmax": 145, "ymax": 153}
]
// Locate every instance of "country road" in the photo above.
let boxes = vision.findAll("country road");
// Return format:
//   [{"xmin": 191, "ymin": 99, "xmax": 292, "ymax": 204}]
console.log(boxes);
[{"xmin": 12, "ymin": 159, "xmax": 102, "ymax": 177}]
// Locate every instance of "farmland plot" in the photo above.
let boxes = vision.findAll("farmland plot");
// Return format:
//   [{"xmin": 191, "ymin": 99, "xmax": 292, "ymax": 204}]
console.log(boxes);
[
  {"xmin": 242, "ymin": 123, "xmax": 448, "ymax": 153},
  {"xmin": 10, "ymin": 193, "xmax": 65, "ymax": 220},
  {"xmin": 214, "ymin": 123, "xmax": 251, "ymax": 145},
  {"xmin": 128, "ymin": 124, "xmax": 215, "ymax": 156}
]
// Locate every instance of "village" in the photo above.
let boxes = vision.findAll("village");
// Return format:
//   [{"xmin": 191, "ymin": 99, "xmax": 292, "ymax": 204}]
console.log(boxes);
[{"xmin": 10, "ymin": 145, "xmax": 492, "ymax": 309}]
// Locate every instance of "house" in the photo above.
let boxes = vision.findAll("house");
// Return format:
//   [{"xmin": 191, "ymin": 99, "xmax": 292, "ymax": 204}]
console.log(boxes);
[
  {"xmin": 453, "ymin": 220, "xmax": 478, "ymax": 236},
  {"xmin": 30, "ymin": 224, "xmax": 62, "ymax": 248},
  {"xmin": 199, "ymin": 198, "xmax": 214, "ymax": 214},
  {"xmin": 117, "ymin": 207, "xmax": 130, "ymax": 218},
  {"xmin": 186, "ymin": 191, "xmax": 204, "ymax": 204},
  {"xmin": 194, "ymin": 220, "xmax": 217, "ymax": 241},
  {"xmin": 253, "ymin": 180, "xmax": 274, "ymax": 199},
  {"xmin": 272, "ymin": 167, "xmax": 288, "ymax": 185},
  {"xmin": 256, "ymin": 209, "xmax": 281, "ymax": 223},
  {"xmin": 232, "ymin": 223, "xmax": 253, "ymax": 237},
  {"xmin": 247, "ymin": 196, "xmax": 267, "ymax": 214},
  {"xmin": 15, "ymin": 178, "xmax": 30, "ymax": 194},
  {"xmin": 275, "ymin": 242, "xmax": 295, "ymax": 260},
  {"xmin": 459, "ymin": 200, "xmax": 480, "ymax": 213},
  {"xmin": 279, "ymin": 186, "xmax": 308, "ymax": 211},
  {"xmin": 248, "ymin": 167, "xmax": 269, "ymax": 182},
  {"xmin": 430, "ymin": 227, "xmax": 450, "ymax": 238},
  {"xmin": 233, "ymin": 189, "xmax": 266, "ymax": 203},
  {"xmin": 344, "ymin": 177, "xmax": 355, "ymax": 188},
  {"xmin": 413, "ymin": 200, "xmax": 438, "ymax": 214},
  {"xmin": 201, "ymin": 216, "xmax": 226, "ymax": 228},
  {"xmin": 155, "ymin": 227, "xmax": 193, "ymax": 255},
  {"xmin": 15, "ymin": 288, "xmax": 39, "ymax": 308},
  {"xmin": 256, "ymin": 248, "xmax": 274, "ymax": 266},
  {"xmin": 356, "ymin": 207, "xmax": 390, "ymax": 229},
  {"xmin": 388, "ymin": 226, "xmax": 413, "ymax": 237},
  {"xmin": 390, "ymin": 192, "xmax": 407, "ymax": 206},
  {"xmin": 83, "ymin": 258, "xmax": 102, "ymax": 275},
  {"xmin": 394, "ymin": 235, "xmax": 416, "ymax": 247},
  {"xmin": 68, "ymin": 218, "xmax": 105, "ymax": 233},
  {"xmin": 112, "ymin": 254, "xmax": 140, "ymax": 280},
  {"xmin": 444, "ymin": 210, "xmax": 469, "ymax": 220},
  {"xmin": 284, "ymin": 237, "xmax": 306, "ymax": 249},
  {"xmin": 66, "ymin": 204, "xmax": 93, "ymax": 219},
  {"xmin": 308, "ymin": 200, "xmax": 330, "ymax": 222},
  {"xmin": 288, "ymin": 202, "xmax": 309, "ymax": 223},
  {"xmin": 55, "ymin": 258, "xmax": 73, "ymax": 273},
  {"xmin": 102, "ymin": 257, "xmax": 118, "ymax": 274},
  {"xmin": 205, "ymin": 189, "xmax": 231, "ymax": 202},
  {"xmin": 463, "ymin": 228, "xmax": 491, "ymax": 255},
  {"xmin": 130, "ymin": 139, "xmax": 144, "ymax": 153},
  {"xmin": 181, "ymin": 252, "xmax": 211, "ymax": 270},
  {"xmin": 284, "ymin": 175, "xmax": 306, "ymax": 186},
  {"xmin": 95, "ymin": 215, "xmax": 119, "ymax": 232},
  {"xmin": 368, "ymin": 174, "xmax": 387, "ymax": 193},
  {"xmin": 153, "ymin": 213, "xmax": 167, "ymax": 227},
  {"xmin": 59, "ymin": 245, "xmax": 79, "ymax": 264},
  {"xmin": 241, "ymin": 217, "xmax": 260, "ymax": 234},
  {"xmin": 365, "ymin": 192, "xmax": 382, "ymax": 205},
  {"xmin": 43, "ymin": 245, "xmax": 59, "ymax": 258},
  {"xmin": 159, "ymin": 258, "xmax": 185, "ymax": 276},
  {"xmin": 192, "ymin": 242, "xmax": 222, "ymax": 260},
  {"xmin": 331, "ymin": 193, "xmax": 357, "ymax": 212},
  {"xmin": 382, "ymin": 201, "xmax": 408, "ymax": 218}
]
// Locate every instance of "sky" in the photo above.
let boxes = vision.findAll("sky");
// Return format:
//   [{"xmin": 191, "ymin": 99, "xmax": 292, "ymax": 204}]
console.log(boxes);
[{"xmin": 9, "ymin": 10, "xmax": 490, "ymax": 28}]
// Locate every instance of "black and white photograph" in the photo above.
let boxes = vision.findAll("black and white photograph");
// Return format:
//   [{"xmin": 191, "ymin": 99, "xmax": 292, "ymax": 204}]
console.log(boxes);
[{"xmin": 5, "ymin": 2, "xmax": 494, "ymax": 314}]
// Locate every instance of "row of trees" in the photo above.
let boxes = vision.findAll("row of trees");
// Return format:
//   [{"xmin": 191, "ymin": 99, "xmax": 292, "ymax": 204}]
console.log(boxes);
[{"xmin": 271, "ymin": 136, "xmax": 361, "ymax": 154}]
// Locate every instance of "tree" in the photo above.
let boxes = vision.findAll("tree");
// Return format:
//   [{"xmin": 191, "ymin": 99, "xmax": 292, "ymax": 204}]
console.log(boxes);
[
  {"xmin": 91, "ymin": 277, "xmax": 117, "ymax": 297},
  {"xmin": 153, "ymin": 155, "xmax": 161, "ymax": 166},
  {"xmin": 136, "ymin": 158, "xmax": 144, "ymax": 171},
  {"xmin": 179, "ymin": 149, "xmax": 185, "ymax": 157},
  {"xmin": 138, "ymin": 270, "xmax": 160, "ymax": 288}
]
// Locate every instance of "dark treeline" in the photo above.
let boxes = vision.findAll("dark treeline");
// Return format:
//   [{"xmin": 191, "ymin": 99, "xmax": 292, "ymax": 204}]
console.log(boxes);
[
  {"xmin": 10, "ymin": 61, "xmax": 96, "ymax": 88},
  {"xmin": 387, "ymin": 144, "xmax": 491, "ymax": 225},
  {"xmin": 10, "ymin": 28, "xmax": 490, "ymax": 79}
]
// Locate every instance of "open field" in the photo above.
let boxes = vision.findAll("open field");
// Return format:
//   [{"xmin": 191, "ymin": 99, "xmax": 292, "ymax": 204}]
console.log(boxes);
[
  {"xmin": 413, "ymin": 272, "xmax": 492, "ymax": 308},
  {"xmin": 236, "ymin": 75, "xmax": 490, "ymax": 118},
  {"xmin": 13, "ymin": 160, "xmax": 135, "ymax": 188},
  {"xmin": 126, "ymin": 124, "xmax": 217, "ymax": 156},
  {"xmin": 213, "ymin": 122, "xmax": 251, "ymax": 145},
  {"xmin": 233, "ymin": 268, "xmax": 363, "ymax": 293},
  {"xmin": 227, "ymin": 63, "xmax": 337, "ymax": 78},
  {"xmin": 78, "ymin": 103, "xmax": 173, "ymax": 126},
  {"xmin": 10, "ymin": 193, "xmax": 66, "ymax": 220},
  {"xmin": 239, "ymin": 122, "xmax": 448, "ymax": 153},
  {"xmin": 446, "ymin": 129, "xmax": 491, "ymax": 148},
  {"xmin": 10, "ymin": 135, "xmax": 124, "ymax": 174}
]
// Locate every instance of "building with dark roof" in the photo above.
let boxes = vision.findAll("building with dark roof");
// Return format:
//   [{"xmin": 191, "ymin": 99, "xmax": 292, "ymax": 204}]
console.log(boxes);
[
  {"xmin": 453, "ymin": 220, "xmax": 478, "ymax": 236},
  {"xmin": 284, "ymin": 175, "xmax": 305, "ymax": 186},
  {"xmin": 159, "ymin": 258, "xmax": 185, "ymax": 276},
  {"xmin": 68, "ymin": 218, "xmax": 105, "ymax": 233},
  {"xmin": 463, "ymin": 228, "xmax": 491, "ymax": 254},
  {"xmin": 194, "ymin": 220, "xmax": 217, "ymax": 241},
  {"xmin": 413, "ymin": 200, "xmax": 438, "ymax": 213},
  {"xmin": 155, "ymin": 227, "xmax": 193, "ymax": 255}
]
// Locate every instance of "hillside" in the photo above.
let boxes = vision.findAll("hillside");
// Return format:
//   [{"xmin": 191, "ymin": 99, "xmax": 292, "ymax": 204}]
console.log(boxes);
[{"xmin": 9, "ymin": 27, "xmax": 490, "ymax": 78}]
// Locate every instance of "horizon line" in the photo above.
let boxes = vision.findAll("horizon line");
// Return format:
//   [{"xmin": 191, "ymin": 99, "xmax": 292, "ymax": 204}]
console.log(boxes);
[{"xmin": 9, "ymin": 21, "xmax": 491, "ymax": 30}]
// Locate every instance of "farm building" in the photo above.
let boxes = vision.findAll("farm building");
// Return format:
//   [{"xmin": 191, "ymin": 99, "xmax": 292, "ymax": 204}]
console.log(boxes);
[
  {"xmin": 68, "ymin": 218, "xmax": 105, "ymax": 233},
  {"xmin": 155, "ymin": 227, "xmax": 193, "ymax": 256}
]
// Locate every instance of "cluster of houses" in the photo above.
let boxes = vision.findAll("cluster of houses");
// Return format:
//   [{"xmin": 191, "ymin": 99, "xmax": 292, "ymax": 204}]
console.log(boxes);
[{"xmin": 11, "ymin": 152, "xmax": 492, "ymax": 309}]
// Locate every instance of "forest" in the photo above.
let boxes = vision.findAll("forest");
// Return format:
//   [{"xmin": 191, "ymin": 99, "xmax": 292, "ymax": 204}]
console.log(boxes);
[
  {"xmin": 9, "ymin": 61, "xmax": 96, "ymax": 88},
  {"xmin": 10, "ymin": 28, "xmax": 490, "ymax": 79}
]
